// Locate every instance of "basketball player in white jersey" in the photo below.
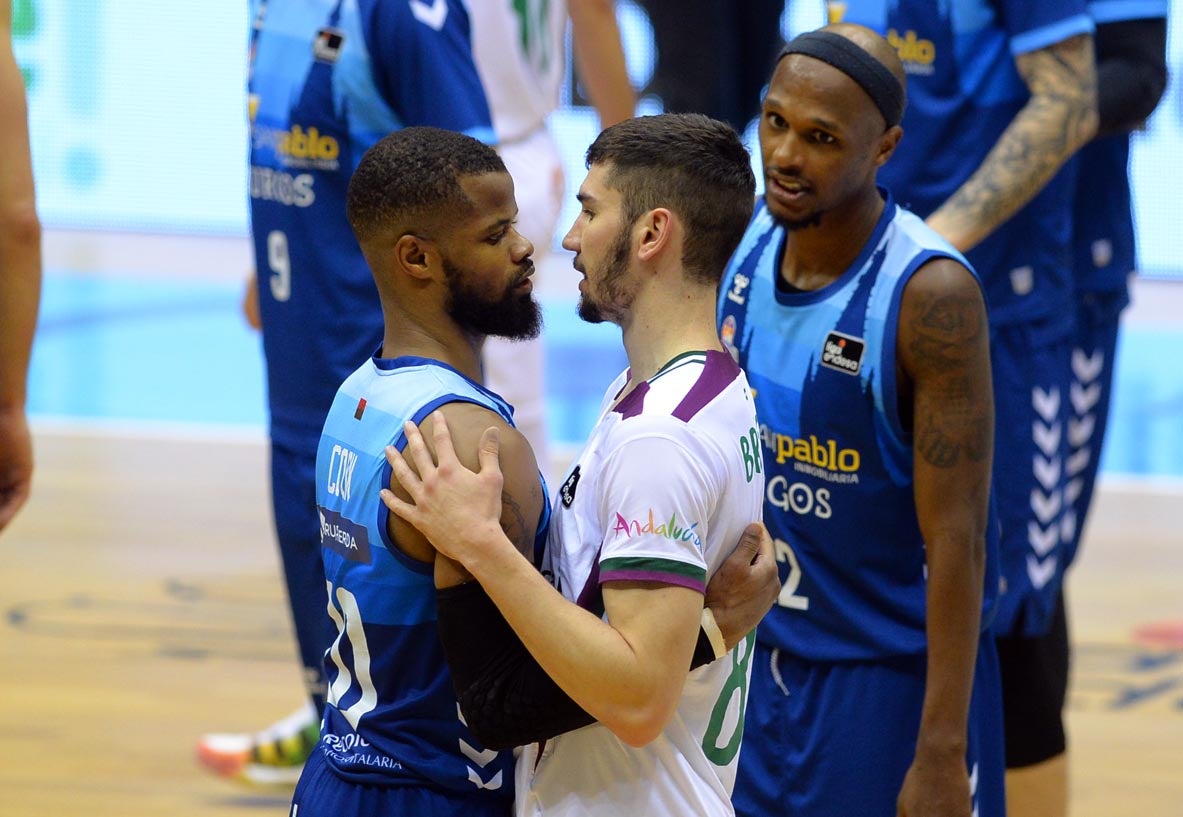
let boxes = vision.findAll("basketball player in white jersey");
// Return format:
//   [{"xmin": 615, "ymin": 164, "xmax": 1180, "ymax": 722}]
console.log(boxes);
[{"xmin": 384, "ymin": 114, "xmax": 765, "ymax": 816}]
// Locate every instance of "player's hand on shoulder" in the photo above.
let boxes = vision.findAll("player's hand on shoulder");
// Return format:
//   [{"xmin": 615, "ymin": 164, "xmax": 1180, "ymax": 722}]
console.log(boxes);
[
  {"xmin": 382, "ymin": 407, "xmax": 543, "ymax": 564},
  {"xmin": 705, "ymin": 522, "xmax": 779, "ymax": 649}
]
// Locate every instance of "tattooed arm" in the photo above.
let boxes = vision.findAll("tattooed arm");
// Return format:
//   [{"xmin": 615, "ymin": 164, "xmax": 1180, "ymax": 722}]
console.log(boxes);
[
  {"xmin": 895, "ymin": 258, "xmax": 994, "ymax": 817},
  {"xmin": 926, "ymin": 34, "xmax": 1098, "ymax": 253}
]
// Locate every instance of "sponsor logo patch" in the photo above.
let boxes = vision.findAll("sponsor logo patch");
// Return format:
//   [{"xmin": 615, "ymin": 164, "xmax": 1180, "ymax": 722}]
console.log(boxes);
[
  {"xmin": 559, "ymin": 465, "xmax": 581, "ymax": 508},
  {"xmin": 313, "ymin": 27, "xmax": 345, "ymax": 63},
  {"xmin": 319, "ymin": 506, "xmax": 372, "ymax": 563},
  {"xmin": 820, "ymin": 331, "xmax": 865, "ymax": 375}
]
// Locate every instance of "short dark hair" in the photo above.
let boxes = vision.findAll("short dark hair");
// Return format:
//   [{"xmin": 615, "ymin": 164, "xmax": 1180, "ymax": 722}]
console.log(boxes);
[
  {"xmin": 586, "ymin": 114, "xmax": 755, "ymax": 285},
  {"xmin": 347, "ymin": 127, "xmax": 505, "ymax": 243}
]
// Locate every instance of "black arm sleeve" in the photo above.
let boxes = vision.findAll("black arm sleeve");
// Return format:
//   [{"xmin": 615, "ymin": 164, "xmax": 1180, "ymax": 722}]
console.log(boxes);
[
  {"xmin": 1093, "ymin": 18, "xmax": 1169, "ymax": 138},
  {"xmin": 436, "ymin": 582, "xmax": 724, "ymax": 751},
  {"xmin": 436, "ymin": 581, "xmax": 595, "ymax": 750}
]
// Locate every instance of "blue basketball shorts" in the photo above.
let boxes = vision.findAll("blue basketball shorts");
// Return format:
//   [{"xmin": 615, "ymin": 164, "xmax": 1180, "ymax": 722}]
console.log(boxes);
[
  {"xmin": 1063, "ymin": 288, "xmax": 1127, "ymax": 568},
  {"xmin": 989, "ymin": 319, "xmax": 1073, "ymax": 637},
  {"xmin": 291, "ymin": 745, "xmax": 512, "ymax": 817},
  {"xmin": 733, "ymin": 638, "xmax": 1005, "ymax": 817}
]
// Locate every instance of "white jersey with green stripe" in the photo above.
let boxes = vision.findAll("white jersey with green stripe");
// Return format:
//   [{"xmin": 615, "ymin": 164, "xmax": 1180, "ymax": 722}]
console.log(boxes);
[{"xmin": 518, "ymin": 350, "xmax": 764, "ymax": 817}]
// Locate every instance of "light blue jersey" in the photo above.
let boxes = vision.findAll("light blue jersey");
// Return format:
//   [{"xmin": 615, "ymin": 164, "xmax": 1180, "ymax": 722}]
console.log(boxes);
[
  {"xmin": 248, "ymin": 0, "xmax": 494, "ymax": 447},
  {"xmin": 313, "ymin": 354, "xmax": 548, "ymax": 799},
  {"xmin": 828, "ymin": 0, "xmax": 1093, "ymax": 332},
  {"xmin": 719, "ymin": 195, "xmax": 1000, "ymax": 661}
]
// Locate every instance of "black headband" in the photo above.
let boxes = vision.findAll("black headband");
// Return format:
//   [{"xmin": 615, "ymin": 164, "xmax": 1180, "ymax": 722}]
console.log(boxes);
[{"xmin": 778, "ymin": 30, "xmax": 904, "ymax": 127}]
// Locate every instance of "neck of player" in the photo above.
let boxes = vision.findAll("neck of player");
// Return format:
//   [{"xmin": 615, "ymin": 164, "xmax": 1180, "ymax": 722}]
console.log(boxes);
[
  {"xmin": 618, "ymin": 278, "xmax": 723, "ymax": 388},
  {"xmin": 780, "ymin": 186, "xmax": 886, "ymax": 292}
]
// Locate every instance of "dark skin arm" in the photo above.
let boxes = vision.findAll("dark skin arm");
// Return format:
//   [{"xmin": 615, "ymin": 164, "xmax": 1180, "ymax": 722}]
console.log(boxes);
[
  {"xmin": 385, "ymin": 400, "xmax": 545, "ymax": 586},
  {"xmin": 894, "ymin": 258, "xmax": 994, "ymax": 817},
  {"xmin": 927, "ymin": 34, "xmax": 1097, "ymax": 252},
  {"xmin": 0, "ymin": 0, "xmax": 41, "ymax": 532}
]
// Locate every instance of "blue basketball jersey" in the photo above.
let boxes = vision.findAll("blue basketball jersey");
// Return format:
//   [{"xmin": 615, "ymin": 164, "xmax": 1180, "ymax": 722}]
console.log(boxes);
[
  {"xmin": 313, "ymin": 354, "xmax": 548, "ymax": 797},
  {"xmin": 248, "ymin": 0, "xmax": 494, "ymax": 447},
  {"xmin": 719, "ymin": 195, "xmax": 1000, "ymax": 661},
  {"xmin": 1072, "ymin": 0, "xmax": 1168, "ymax": 293},
  {"xmin": 827, "ymin": 0, "xmax": 1093, "ymax": 331}
]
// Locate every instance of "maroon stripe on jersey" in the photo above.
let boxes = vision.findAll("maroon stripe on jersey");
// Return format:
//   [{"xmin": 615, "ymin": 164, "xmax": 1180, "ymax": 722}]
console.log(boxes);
[
  {"xmin": 600, "ymin": 567, "xmax": 707, "ymax": 594},
  {"xmin": 614, "ymin": 380, "xmax": 650, "ymax": 419},
  {"xmin": 672, "ymin": 350, "xmax": 741, "ymax": 422}
]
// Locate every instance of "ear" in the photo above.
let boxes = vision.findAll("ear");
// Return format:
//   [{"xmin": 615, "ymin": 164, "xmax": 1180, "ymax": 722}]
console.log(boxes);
[
  {"xmin": 874, "ymin": 124, "xmax": 903, "ymax": 169},
  {"xmin": 394, "ymin": 234, "xmax": 436, "ymax": 281},
  {"xmin": 636, "ymin": 207, "xmax": 675, "ymax": 264}
]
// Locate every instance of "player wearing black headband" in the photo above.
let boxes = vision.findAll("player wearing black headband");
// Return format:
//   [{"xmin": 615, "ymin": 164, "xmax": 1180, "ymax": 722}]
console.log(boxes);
[{"xmin": 717, "ymin": 24, "xmax": 1006, "ymax": 817}]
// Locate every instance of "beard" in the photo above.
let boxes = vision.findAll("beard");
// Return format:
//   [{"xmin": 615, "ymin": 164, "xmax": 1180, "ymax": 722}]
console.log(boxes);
[
  {"xmin": 577, "ymin": 225, "xmax": 633, "ymax": 325},
  {"xmin": 443, "ymin": 258, "xmax": 542, "ymax": 341}
]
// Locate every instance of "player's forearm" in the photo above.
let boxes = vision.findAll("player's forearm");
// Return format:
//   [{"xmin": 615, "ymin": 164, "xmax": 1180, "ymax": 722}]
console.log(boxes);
[
  {"xmin": 0, "ymin": 220, "xmax": 41, "ymax": 408},
  {"xmin": 0, "ymin": 48, "xmax": 42, "ymax": 409},
  {"xmin": 569, "ymin": 0, "xmax": 635, "ymax": 128},
  {"xmin": 918, "ymin": 531, "xmax": 984, "ymax": 755},
  {"xmin": 462, "ymin": 539, "xmax": 691, "ymax": 747},
  {"xmin": 926, "ymin": 35, "xmax": 1097, "ymax": 252}
]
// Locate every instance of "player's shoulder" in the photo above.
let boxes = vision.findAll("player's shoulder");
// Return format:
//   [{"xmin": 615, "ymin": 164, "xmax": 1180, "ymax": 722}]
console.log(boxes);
[
  {"xmin": 432, "ymin": 399, "xmax": 533, "ymax": 456},
  {"xmin": 903, "ymin": 255, "xmax": 981, "ymax": 304},
  {"xmin": 643, "ymin": 350, "xmax": 746, "ymax": 417},
  {"xmin": 609, "ymin": 351, "xmax": 753, "ymax": 447}
]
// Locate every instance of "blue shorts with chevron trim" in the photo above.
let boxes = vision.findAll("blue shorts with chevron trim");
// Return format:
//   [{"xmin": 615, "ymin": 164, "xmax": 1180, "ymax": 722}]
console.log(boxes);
[
  {"xmin": 291, "ymin": 747, "xmax": 511, "ymax": 817},
  {"xmin": 989, "ymin": 318, "xmax": 1073, "ymax": 637}
]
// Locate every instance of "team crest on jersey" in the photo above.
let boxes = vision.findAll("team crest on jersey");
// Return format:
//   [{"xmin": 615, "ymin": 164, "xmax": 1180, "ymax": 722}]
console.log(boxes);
[
  {"xmin": 559, "ymin": 465, "xmax": 581, "ymax": 508},
  {"xmin": 313, "ymin": 27, "xmax": 345, "ymax": 63},
  {"xmin": 820, "ymin": 331, "xmax": 865, "ymax": 376}
]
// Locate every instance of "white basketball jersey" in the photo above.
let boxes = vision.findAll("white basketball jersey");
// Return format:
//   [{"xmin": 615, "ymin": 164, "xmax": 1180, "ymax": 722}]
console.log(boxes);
[
  {"xmin": 517, "ymin": 350, "xmax": 765, "ymax": 817},
  {"xmin": 466, "ymin": 0, "xmax": 568, "ymax": 143}
]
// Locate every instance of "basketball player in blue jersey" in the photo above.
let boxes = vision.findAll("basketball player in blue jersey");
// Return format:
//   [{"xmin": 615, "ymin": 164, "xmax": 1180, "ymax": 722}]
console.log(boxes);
[
  {"xmin": 1005, "ymin": 5, "xmax": 1166, "ymax": 816},
  {"xmin": 382, "ymin": 114, "xmax": 772, "ymax": 817},
  {"xmin": 719, "ymin": 27, "xmax": 1005, "ymax": 817},
  {"xmin": 826, "ymin": 1, "xmax": 1099, "ymax": 814},
  {"xmin": 285, "ymin": 126, "xmax": 546, "ymax": 816},
  {"xmin": 198, "ymin": 0, "xmax": 497, "ymax": 783}
]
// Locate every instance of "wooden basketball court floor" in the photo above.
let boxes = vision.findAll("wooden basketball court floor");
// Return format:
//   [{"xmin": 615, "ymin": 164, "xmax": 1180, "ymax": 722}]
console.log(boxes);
[{"xmin": 1, "ymin": 424, "xmax": 1179, "ymax": 817}]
